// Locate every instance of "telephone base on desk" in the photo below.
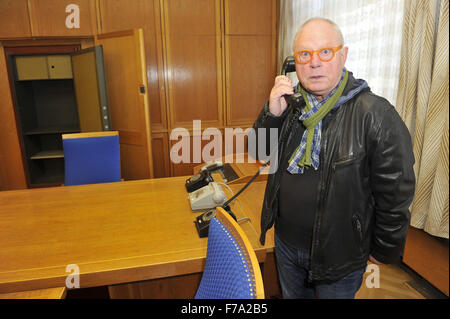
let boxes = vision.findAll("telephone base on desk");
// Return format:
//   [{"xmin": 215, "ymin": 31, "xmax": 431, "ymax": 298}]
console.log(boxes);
[
  {"xmin": 189, "ymin": 182, "xmax": 227, "ymax": 211},
  {"xmin": 194, "ymin": 210, "xmax": 216, "ymax": 238},
  {"xmin": 194, "ymin": 207, "xmax": 239, "ymax": 238}
]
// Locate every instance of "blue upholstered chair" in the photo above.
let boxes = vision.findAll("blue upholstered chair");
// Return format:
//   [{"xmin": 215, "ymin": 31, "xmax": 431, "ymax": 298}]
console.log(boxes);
[
  {"xmin": 62, "ymin": 131, "xmax": 121, "ymax": 186},
  {"xmin": 195, "ymin": 207, "xmax": 264, "ymax": 299}
]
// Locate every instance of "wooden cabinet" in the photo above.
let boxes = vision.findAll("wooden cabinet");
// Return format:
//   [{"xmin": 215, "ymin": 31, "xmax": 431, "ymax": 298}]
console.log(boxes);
[
  {"xmin": 95, "ymin": 29, "xmax": 154, "ymax": 180},
  {"xmin": 3, "ymin": 30, "xmax": 153, "ymax": 187},
  {"xmin": 8, "ymin": 46, "xmax": 111, "ymax": 186},
  {"xmin": 15, "ymin": 55, "xmax": 73, "ymax": 80}
]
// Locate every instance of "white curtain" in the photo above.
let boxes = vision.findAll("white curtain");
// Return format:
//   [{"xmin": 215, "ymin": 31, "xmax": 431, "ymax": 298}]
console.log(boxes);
[
  {"xmin": 396, "ymin": 0, "xmax": 449, "ymax": 238},
  {"xmin": 278, "ymin": 0, "xmax": 405, "ymax": 106}
]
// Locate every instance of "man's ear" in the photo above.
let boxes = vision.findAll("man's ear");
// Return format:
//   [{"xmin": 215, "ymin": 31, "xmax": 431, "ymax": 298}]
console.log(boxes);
[{"xmin": 341, "ymin": 46, "xmax": 349, "ymax": 65}]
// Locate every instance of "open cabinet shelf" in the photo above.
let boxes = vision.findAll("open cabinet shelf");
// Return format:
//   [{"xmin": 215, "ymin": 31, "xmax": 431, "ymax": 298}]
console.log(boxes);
[
  {"xmin": 10, "ymin": 46, "xmax": 111, "ymax": 187},
  {"xmin": 30, "ymin": 150, "xmax": 65, "ymax": 160},
  {"xmin": 24, "ymin": 126, "xmax": 81, "ymax": 136}
]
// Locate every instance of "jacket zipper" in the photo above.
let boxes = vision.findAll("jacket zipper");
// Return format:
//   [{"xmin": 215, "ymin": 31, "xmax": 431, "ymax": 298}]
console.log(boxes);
[
  {"xmin": 308, "ymin": 111, "xmax": 340, "ymax": 282},
  {"xmin": 308, "ymin": 164, "xmax": 324, "ymax": 282},
  {"xmin": 308, "ymin": 125, "xmax": 331, "ymax": 282}
]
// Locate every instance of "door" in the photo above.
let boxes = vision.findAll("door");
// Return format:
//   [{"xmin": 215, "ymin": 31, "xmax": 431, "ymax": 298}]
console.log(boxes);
[
  {"xmin": 95, "ymin": 29, "xmax": 154, "ymax": 180},
  {"xmin": 71, "ymin": 46, "xmax": 111, "ymax": 132}
]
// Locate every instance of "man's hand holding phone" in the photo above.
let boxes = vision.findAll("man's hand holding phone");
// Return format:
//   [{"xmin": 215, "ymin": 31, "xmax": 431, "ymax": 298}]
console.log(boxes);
[{"xmin": 268, "ymin": 75, "xmax": 294, "ymax": 117}]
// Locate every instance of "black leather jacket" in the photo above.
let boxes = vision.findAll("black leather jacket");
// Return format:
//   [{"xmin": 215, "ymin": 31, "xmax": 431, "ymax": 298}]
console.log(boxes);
[{"xmin": 251, "ymin": 73, "xmax": 415, "ymax": 282}]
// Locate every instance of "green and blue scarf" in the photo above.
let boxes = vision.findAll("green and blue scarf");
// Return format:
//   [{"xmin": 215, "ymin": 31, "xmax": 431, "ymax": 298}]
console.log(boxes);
[{"xmin": 287, "ymin": 69, "xmax": 368, "ymax": 174}]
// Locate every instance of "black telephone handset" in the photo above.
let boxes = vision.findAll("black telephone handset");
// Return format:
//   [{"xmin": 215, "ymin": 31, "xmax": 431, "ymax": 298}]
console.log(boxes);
[
  {"xmin": 185, "ymin": 170, "xmax": 213, "ymax": 193},
  {"xmin": 281, "ymin": 56, "xmax": 296, "ymax": 75},
  {"xmin": 281, "ymin": 56, "xmax": 303, "ymax": 110}
]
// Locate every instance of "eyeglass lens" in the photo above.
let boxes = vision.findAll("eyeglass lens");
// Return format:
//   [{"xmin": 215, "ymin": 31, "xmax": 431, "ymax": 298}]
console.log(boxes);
[{"xmin": 298, "ymin": 48, "xmax": 334, "ymax": 63}]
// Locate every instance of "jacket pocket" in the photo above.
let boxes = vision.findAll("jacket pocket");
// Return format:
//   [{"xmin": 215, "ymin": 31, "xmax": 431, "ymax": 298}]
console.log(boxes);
[
  {"xmin": 332, "ymin": 153, "xmax": 365, "ymax": 171},
  {"xmin": 352, "ymin": 214, "xmax": 364, "ymax": 254}
]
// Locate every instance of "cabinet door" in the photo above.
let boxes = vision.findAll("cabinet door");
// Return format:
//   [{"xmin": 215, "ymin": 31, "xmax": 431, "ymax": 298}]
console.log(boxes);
[
  {"xmin": 224, "ymin": 0, "xmax": 278, "ymax": 126},
  {"xmin": 0, "ymin": 45, "xmax": 27, "ymax": 190},
  {"xmin": 163, "ymin": 0, "xmax": 223, "ymax": 130},
  {"xmin": 48, "ymin": 55, "xmax": 73, "ymax": 79},
  {"xmin": 98, "ymin": 0, "xmax": 167, "ymax": 133},
  {"xmin": 15, "ymin": 56, "xmax": 49, "ymax": 80},
  {"xmin": 95, "ymin": 29, "xmax": 154, "ymax": 180},
  {"xmin": 71, "ymin": 46, "xmax": 110, "ymax": 132},
  {"xmin": 225, "ymin": 0, "xmax": 276, "ymax": 35},
  {"xmin": 225, "ymin": 36, "xmax": 276, "ymax": 125}
]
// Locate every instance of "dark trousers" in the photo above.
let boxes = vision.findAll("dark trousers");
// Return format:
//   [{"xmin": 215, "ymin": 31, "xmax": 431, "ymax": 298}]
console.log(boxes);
[{"xmin": 274, "ymin": 232, "xmax": 366, "ymax": 299}]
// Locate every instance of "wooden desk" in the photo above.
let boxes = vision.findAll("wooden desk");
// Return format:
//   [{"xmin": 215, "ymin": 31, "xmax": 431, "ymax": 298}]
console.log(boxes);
[
  {"xmin": 0, "ymin": 287, "xmax": 66, "ymax": 299},
  {"xmin": 0, "ymin": 177, "xmax": 265, "ymax": 294}
]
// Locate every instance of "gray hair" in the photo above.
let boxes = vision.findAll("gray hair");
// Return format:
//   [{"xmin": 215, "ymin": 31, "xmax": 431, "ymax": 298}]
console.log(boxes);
[{"xmin": 292, "ymin": 17, "xmax": 345, "ymax": 51}]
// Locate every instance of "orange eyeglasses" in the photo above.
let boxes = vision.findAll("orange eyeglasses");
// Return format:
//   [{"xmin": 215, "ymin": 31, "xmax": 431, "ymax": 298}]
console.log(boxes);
[{"xmin": 294, "ymin": 45, "xmax": 343, "ymax": 64}]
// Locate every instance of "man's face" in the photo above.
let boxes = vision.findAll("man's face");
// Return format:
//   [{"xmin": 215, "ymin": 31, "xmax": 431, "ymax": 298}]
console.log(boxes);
[{"xmin": 294, "ymin": 20, "xmax": 348, "ymax": 101}]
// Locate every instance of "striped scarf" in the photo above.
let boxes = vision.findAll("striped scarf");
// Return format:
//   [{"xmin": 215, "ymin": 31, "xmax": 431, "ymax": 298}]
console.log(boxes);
[{"xmin": 287, "ymin": 69, "xmax": 367, "ymax": 174}]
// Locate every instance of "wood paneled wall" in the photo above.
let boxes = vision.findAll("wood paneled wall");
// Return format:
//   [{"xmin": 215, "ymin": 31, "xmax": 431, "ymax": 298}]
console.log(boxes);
[
  {"xmin": 0, "ymin": 0, "xmax": 32, "ymax": 38},
  {"xmin": 163, "ymin": 0, "xmax": 223, "ymax": 131},
  {"xmin": 0, "ymin": 0, "xmax": 278, "ymax": 185},
  {"xmin": 28, "ymin": 0, "xmax": 98, "ymax": 37},
  {"xmin": 0, "ymin": 0, "xmax": 97, "ymax": 38},
  {"xmin": 100, "ymin": 0, "xmax": 278, "ymax": 178},
  {"xmin": 224, "ymin": 0, "xmax": 277, "ymax": 126}
]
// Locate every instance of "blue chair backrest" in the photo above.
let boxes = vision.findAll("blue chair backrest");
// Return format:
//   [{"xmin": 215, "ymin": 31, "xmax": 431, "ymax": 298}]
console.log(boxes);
[
  {"xmin": 195, "ymin": 216, "xmax": 258, "ymax": 299},
  {"xmin": 62, "ymin": 132, "xmax": 121, "ymax": 186}
]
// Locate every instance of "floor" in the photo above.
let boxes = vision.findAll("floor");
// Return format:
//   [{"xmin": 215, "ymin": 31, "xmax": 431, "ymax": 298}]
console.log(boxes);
[{"xmin": 355, "ymin": 262, "xmax": 447, "ymax": 299}]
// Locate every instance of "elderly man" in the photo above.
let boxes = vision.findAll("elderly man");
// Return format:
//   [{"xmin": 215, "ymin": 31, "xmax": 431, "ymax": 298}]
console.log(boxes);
[{"xmin": 251, "ymin": 17, "xmax": 415, "ymax": 298}]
